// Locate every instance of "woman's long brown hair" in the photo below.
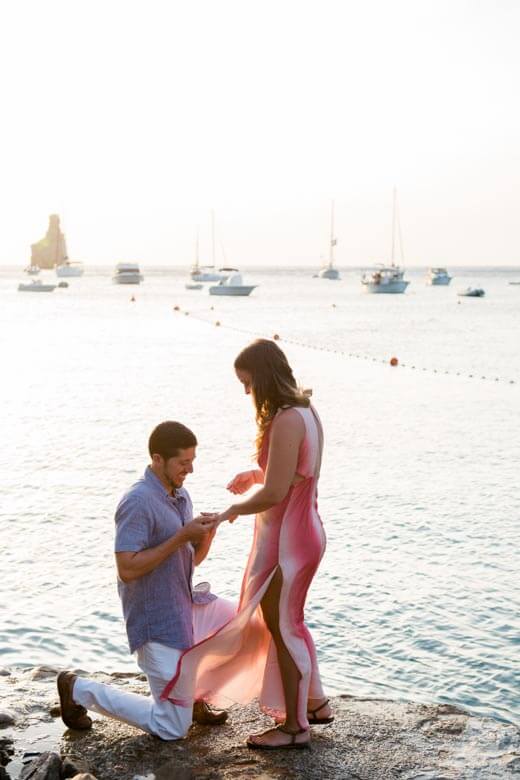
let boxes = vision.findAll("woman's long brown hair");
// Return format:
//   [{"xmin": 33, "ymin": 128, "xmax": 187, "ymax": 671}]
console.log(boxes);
[{"xmin": 234, "ymin": 339, "xmax": 310, "ymax": 453}]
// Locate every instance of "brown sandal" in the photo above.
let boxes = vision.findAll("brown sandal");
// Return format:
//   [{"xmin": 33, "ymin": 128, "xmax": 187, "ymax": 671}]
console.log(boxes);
[
  {"xmin": 247, "ymin": 724, "xmax": 310, "ymax": 750},
  {"xmin": 308, "ymin": 698, "xmax": 334, "ymax": 725}
]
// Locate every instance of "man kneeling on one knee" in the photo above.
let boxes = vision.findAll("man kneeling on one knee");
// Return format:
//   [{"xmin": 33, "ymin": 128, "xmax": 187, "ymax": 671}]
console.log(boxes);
[{"xmin": 57, "ymin": 421, "xmax": 235, "ymax": 740}]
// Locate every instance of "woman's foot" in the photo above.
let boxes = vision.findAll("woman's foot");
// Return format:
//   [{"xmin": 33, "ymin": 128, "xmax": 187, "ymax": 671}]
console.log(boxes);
[
  {"xmin": 274, "ymin": 698, "xmax": 334, "ymax": 726},
  {"xmin": 307, "ymin": 697, "xmax": 334, "ymax": 724},
  {"xmin": 247, "ymin": 724, "xmax": 310, "ymax": 750}
]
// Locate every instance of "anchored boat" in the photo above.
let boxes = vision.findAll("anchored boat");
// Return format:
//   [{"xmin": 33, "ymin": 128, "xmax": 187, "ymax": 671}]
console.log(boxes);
[
  {"xmin": 426, "ymin": 267, "xmax": 452, "ymax": 286},
  {"xmin": 317, "ymin": 200, "xmax": 340, "ymax": 280},
  {"xmin": 362, "ymin": 189, "xmax": 409, "ymax": 294},
  {"xmin": 458, "ymin": 287, "xmax": 485, "ymax": 298},
  {"xmin": 18, "ymin": 279, "xmax": 56, "ymax": 292},
  {"xmin": 209, "ymin": 272, "xmax": 257, "ymax": 296}
]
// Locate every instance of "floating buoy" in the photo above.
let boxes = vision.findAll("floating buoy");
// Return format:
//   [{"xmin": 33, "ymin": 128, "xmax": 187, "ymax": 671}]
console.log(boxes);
[
  {"xmin": 273, "ymin": 333, "xmax": 280, "ymax": 341},
  {"xmin": 215, "ymin": 320, "xmax": 221, "ymax": 327},
  {"xmin": 332, "ymin": 303, "xmax": 336, "ymax": 308},
  {"xmin": 210, "ymin": 306, "xmax": 214, "ymax": 311},
  {"xmin": 130, "ymin": 295, "xmax": 135, "ymax": 302},
  {"xmin": 173, "ymin": 305, "xmax": 180, "ymax": 311},
  {"xmin": 184, "ymin": 311, "xmax": 189, "ymax": 316},
  {"xmin": 390, "ymin": 357, "xmax": 399, "ymax": 367}
]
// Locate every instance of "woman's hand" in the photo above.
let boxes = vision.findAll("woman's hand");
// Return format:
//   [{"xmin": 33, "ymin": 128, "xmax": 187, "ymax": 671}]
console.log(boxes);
[
  {"xmin": 226, "ymin": 470, "xmax": 257, "ymax": 495},
  {"xmin": 215, "ymin": 507, "xmax": 239, "ymax": 524}
]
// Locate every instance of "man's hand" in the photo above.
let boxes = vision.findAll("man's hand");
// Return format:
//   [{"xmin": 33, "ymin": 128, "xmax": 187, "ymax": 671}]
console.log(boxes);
[
  {"xmin": 181, "ymin": 515, "xmax": 218, "ymax": 545},
  {"xmin": 191, "ymin": 513, "xmax": 219, "ymax": 566},
  {"xmin": 116, "ymin": 515, "xmax": 218, "ymax": 583}
]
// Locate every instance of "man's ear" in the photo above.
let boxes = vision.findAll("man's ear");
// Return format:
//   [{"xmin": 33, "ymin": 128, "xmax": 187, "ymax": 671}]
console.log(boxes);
[{"xmin": 151, "ymin": 453, "xmax": 163, "ymax": 467}]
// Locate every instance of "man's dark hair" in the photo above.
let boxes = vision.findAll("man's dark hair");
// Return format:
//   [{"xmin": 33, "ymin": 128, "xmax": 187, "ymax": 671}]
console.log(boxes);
[{"xmin": 148, "ymin": 421, "xmax": 197, "ymax": 460}]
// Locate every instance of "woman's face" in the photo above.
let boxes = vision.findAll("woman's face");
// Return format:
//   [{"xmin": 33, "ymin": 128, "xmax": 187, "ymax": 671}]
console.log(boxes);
[{"xmin": 235, "ymin": 368, "xmax": 253, "ymax": 396}]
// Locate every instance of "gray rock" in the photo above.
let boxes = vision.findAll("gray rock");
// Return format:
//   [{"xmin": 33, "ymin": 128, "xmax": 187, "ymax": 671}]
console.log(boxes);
[
  {"xmin": 0, "ymin": 712, "xmax": 15, "ymax": 727},
  {"xmin": 20, "ymin": 752, "xmax": 61, "ymax": 780},
  {"xmin": 60, "ymin": 758, "xmax": 91, "ymax": 778},
  {"xmin": 152, "ymin": 761, "xmax": 193, "ymax": 780},
  {"xmin": 29, "ymin": 667, "xmax": 59, "ymax": 681},
  {"xmin": 0, "ymin": 669, "xmax": 11, "ymax": 678},
  {"xmin": 1, "ymin": 669, "xmax": 519, "ymax": 780}
]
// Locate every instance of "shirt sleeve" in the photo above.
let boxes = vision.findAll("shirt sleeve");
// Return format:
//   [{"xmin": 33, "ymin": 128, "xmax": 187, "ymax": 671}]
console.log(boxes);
[{"xmin": 114, "ymin": 495, "xmax": 150, "ymax": 553}]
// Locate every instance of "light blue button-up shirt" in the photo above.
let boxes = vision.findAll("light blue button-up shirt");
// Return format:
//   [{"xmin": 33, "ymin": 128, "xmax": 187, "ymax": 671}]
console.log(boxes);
[{"xmin": 114, "ymin": 467, "xmax": 214, "ymax": 653}]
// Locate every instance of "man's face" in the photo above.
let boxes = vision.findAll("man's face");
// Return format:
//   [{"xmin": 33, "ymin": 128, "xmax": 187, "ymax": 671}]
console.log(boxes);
[{"xmin": 154, "ymin": 447, "xmax": 196, "ymax": 491}]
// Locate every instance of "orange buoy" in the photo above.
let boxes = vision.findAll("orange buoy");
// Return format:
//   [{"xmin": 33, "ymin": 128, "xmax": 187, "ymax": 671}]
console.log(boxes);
[
  {"xmin": 390, "ymin": 356, "xmax": 399, "ymax": 367},
  {"xmin": 273, "ymin": 333, "xmax": 280, "ymax": 341}
]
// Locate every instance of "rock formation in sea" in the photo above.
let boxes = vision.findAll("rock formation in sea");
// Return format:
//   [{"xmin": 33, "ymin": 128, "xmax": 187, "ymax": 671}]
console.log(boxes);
[{"xmin": 30, "ymin": 215, "xmax": 67, "ymax": 270}]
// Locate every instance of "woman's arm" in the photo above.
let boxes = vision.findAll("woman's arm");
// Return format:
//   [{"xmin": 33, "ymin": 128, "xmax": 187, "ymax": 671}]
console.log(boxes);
[
  {"xmin": 218, "ymin": 410, "xmax": 304, "ymax": 522},
  {"xmin": 226, "ymin": 467, "xmax": 265, "ymax": 494}
]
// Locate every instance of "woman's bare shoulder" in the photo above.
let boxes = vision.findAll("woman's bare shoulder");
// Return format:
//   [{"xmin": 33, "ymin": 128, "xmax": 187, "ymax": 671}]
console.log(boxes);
[{"xmin": 272, "ymin": 407, "xmax": 306, "ymax": 435}]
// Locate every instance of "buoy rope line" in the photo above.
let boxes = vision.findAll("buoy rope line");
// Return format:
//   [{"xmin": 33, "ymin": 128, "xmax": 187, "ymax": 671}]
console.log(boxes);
[{"xmin": 172, "ymin": 306, "xmax": 517, "ymax": 387}]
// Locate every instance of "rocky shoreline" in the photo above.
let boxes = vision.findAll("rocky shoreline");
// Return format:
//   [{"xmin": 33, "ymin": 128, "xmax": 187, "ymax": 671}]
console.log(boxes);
[{"xmin": 1, "ymin": 666, "xmax": 519, "ymax": 779}]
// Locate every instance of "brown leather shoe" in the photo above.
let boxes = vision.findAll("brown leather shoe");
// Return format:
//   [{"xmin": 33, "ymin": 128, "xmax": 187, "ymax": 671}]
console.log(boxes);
[
  {"xmin": 57, "ymin": 671, "xmax": 92, "ymax": 730},
  {"xmin": 192, "ymin": 700, "xmax": 228, "ymax": 726}
]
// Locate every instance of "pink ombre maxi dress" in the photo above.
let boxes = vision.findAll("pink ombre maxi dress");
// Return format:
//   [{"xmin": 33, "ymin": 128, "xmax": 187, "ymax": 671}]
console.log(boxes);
[{"xmin": 162, "ymin": 405, "xmax": 327, "ymax": 729}]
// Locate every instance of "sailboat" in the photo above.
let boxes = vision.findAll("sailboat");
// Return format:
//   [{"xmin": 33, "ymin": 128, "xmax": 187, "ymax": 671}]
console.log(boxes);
[
  {"xmin": 361, "ymin": 189, "xmax": 409, "ymax": 294},
  {"xmin": 190, "ymin": 212, "xmax": 231, "ymax": 282},
  {"xmin": 317, "ymin": 201, "xmax": 340, "ymax": 280}
]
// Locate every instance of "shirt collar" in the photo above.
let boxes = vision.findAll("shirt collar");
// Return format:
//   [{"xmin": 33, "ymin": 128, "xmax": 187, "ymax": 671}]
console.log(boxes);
[{"xmin": 145, "ymin": 466, "xmax": 186, "ymax": 503}]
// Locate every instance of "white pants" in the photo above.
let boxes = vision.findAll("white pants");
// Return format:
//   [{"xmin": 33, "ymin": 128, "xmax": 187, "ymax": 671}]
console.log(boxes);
[{"xmin": 73, "ymin": 597, "xmax": 236, "ymax": 740}]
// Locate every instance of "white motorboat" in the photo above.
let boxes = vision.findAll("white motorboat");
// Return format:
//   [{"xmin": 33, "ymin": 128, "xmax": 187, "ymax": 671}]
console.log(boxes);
[
  {"xmin": 56, "ymin": 260, "xmax": 84, "ymax": 277},
  {"xmin": 317, "ymin": 200, "xmax": 340, "ymax": 280},
  {"xmin": 458, "ymin": 287, "xmax": 485, "ymax": 298},
  {"xmin": 18, "ymin": 279, "xmax": 56, "ymax": 292},
  {"xmin": 112, "ymin": 262, "xmax": 143, "ymax": 284},
  {"xmin": 362, "ymin": 264, "xmax": 409, "ymax": 294},
  {"xmin": 426, "ymin": 267, "xmax": 451, "ymax": 285},
  {"xmin": 24, "ymin": 265, "xmax": 40, "ymax": 275},
  {"xmin": 209, "ymin": 272, "xmax": 257, "ymax": 296},
  {"xmin": 362, "ymin": 189, "xmax": 409, "ymax": 294},
  {"xmin": 190, "ymin": 212, "xmax": 232, "ymax": 282}
]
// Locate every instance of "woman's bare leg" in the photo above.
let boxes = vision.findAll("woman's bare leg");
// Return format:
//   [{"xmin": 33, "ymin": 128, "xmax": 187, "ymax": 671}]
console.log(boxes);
[
  {"xmin": 261, "ymin": 567, "xmax": 302, "ymax": 730},
  {"xmin": 248, "ymin": 568, "xmax": 310, "ymax": 747}
]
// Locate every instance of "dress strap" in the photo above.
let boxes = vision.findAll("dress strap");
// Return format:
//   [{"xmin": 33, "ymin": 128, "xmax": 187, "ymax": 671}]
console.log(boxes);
[{"xmin": 309, "ymin": 405, "xmax": 324, "ymax": 480}]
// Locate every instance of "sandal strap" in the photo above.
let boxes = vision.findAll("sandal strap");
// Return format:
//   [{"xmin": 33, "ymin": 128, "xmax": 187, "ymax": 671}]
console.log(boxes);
[
  {"xmin": 308, "ymin": 698, "xmax": 330, "ymax": 718},
  {"xmin": 276, "ymin": 724, "xmax": 308, "ymax": 742}
]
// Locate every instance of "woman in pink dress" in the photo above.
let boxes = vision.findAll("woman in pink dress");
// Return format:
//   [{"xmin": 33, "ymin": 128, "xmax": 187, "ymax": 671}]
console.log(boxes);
[{"xmin": 162, "ymin": 339, "xmax": 332, "ymax": 749}]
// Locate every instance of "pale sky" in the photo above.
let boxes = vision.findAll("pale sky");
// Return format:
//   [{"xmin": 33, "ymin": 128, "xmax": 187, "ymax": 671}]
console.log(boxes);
[{"xmin": 1, "ymin": 0, "xmax": 519, "ymax": 267}]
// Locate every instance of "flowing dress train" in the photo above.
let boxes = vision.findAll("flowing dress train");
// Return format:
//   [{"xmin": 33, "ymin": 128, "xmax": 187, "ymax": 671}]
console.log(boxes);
[{"xmin": 162, "ymin": 405, "xmax": 327, "ymax": 729}]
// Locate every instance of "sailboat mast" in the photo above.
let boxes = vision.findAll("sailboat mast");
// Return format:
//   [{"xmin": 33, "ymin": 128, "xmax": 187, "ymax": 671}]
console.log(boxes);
[
  {"xmin": 329, "ymin": 199, "xmax": 335, "ymax": 267},
  {"xmin": 194, "ymin": 228, "xmax": 200, "ymax": 272},
  {"xmin": 211, "ymin": 210, "xmax": 215, "ymax": 269},
  {"xmin": 391, "ymin": 188, "xmax": 397, "ymax": 265}
]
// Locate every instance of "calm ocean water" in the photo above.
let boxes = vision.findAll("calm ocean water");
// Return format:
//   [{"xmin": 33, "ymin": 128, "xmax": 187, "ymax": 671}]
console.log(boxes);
[{"xmin": 1, "ymin": 265, "xmax": 519, "ymax": 725}]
